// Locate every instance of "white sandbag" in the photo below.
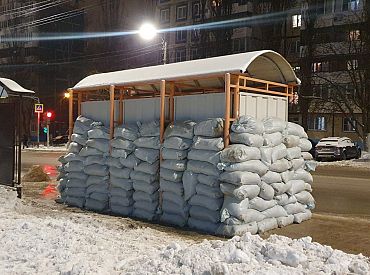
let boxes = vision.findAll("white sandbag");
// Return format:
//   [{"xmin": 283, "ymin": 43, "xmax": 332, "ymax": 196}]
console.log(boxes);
[
  {"xmin": 160, "ymin": 212, "xmax": 187, "ymax": 227},
  {"xmin": 160, "ymin": 168, "xmax": 183, "ymax": 183},
  {"xmin": 286, "ymin": 147, "xmax": 302, "ymax": 160},
  {"xmin": 291, "ymin": 158, "xmax": 305, "ymax": 170},
  {"xmin": 86, "ymin": 139, "xmax": 109, "ymax": 153},
  {"xmin": 220, "ymin": 196, "xmax": 249, "ymax": 221},
  {"xmin": 79, "ymin": 146, "xmax": 104, "ymax": 157},
  {"xmin": 110, "ymin": 205, "xmax": 133, "ymax": 216},
  {"xmin": 110, "ymin": 188, "xmax": 134, "ymax": 199},
  {"xmin": 67, "ymin": 172, "xmax": 88, "ymax": 181},
  {"xmin": 162, "ymin": 192, "xmax": 187, "ymax": 208},
  {"xmin": 134, "ymin": 148, "xmax": 159, "ymax": 164},
  {"xmin": 220, "ymin": 145, "xmax": 261, "ymax": 163},
  {"xmin": 262, "ymin": 117, "xmax": 287, "ymax": 134},
  {"xmin": 188, "ymin": 149, "xmax": 220, "ymax": 166},
  {"xmin": 134, "ymin": 161, "xmax": 159, "ymax": 175},
  {"xmin": 110, "ymin": 176, "xmax": 133, "ymax": 191},
  {"xmin": 133, "ymin": 191, "xmax": 159, "ymax": 203},
  {"xmin": 64, "ymin": 161, "xmax": 84, "ymax": 173},
  {"xmin": 160, "ymin": 159, "xmax": 187, "ymax": 172},
  {"xmin": 285, "ymin": 122, "xmax": 308, "ymax": 138},
  {"xmin": 189, "ymin": 206, "xmax": 220, "ymax": 223},
  {"xmin": 294, "ymin": 210, "xmax": 312, "ymax": 223},
  {"xmin": 287, "ymin": 180, "xmax": 306, "ymax": 195},
  {"xmin": 88, "ymin": 127, "xmax": 110, "ymax": 140},
  {"xmin": 277, "ymin": 215, "xmax": 294, "ymax": 227},
  {"xmin": 66, "ymin": 178, "xmax": 85, "ymax": 188},
  {"xmin": 110, "ymin": 138, "xmax": 135, "ymax": 151},
  {"xmin": 162, "ymin": 200, "xmax": 189, "ymax": 219},
  {"xmin": 163, "ymin": 137, "xmax": 192, "ymax": 150},
  {"xmin": 134, "ymin": 136, "xmax": 161, "ymax": 149},
  {"xmin": 189, "ymin": 194, "xmax": 223, "ymax": 211},
  {"xmin": 160, "ymin": 179, "xmax": 184, "ymax": 196},
  {"xmin": 220, "ymin": 171, "xmax": 261, "ymax": 186},
  {"xmin": 275, "ymin": 194, "xmax": 298, "ymax": 206},
  {"xmin": 271, "ymin": 181, "xmax": 292, "ymax": 196},
  {"xmin": 132, "ymin": 208, "xmax": 157, "ymax": 221},
  {"xmin": 240, "ymin": 209, "xmax": 265, "ymax": 223},
  {"xmin": 306, "ymin": 183, "xmax": 312, "ymax": 192},
  {"xmin": 89, "ymin": 192, "xmax": 109, "ymax": 203},
  {"xmin": 263, "ymin": 132, "xmax": 283, "ymax": 147},
  {"xmin": 218, "ymin": 160, "xmax": 268, "ymax": 176},
  {"xmin": 284, "ymin": 202, "xmax": 306, "ymax": 215},
  {"xmin": 58, "ymin": 155, "xmax": 67, "ymax": 164},
  {"xmin": 195, "ymin": 184, "xmax": 223, "ymax": 198},
  {"xmin": 262, "ymin": 205, "xmax": 288, "ymax": 218},
  {"xmin": 84, "ymin": 155, "xmax": 106, "ymax": 166},
  {"xmin": 68, "ymin": 142, "xmax": 82, "ymax": 154},
  {"xmin": 120, "ymin": 154, "xmax": 141, "ymax": 169},
  {"xmin": 292, "ymin": 168, "xmax": 313, "ymax": 184},
  {"xmin": 84, "ymin": 164, "xmax": 109, "ymax": 176},
  {"xmin": 64, "ymin": 152, "xmax": 85, "ymax": 163},
  {"xmin": 86, "ymin": 175, "xmax": 109, "ymax": 186},
  {"xmin": 192, "ymin": 136, "xmax": 224, "ymax": 151},
  {"xmin": 230, "ymin": 132, "xmax": 264, "ymax": 147},
  {"xmin": 130, "ymin": 170, "xmax": 158, "ymax": 184},
  {"xmin": 197, "ymin": 174, "xmax": 219, "ymax": 187},
  {"xmin": 105, "ymin": 157, "xmax": 123, "ymax": 168},
  {"xmin": 187, "ymin": 160, "xmax": 220, "ymax": 177},
  {"xmin": 216, "ymin": 222, "xmax": 258, "ymax": 236},
  {"xmin": 271, "ymin": 144, "xmax": 287, "ymax": 162},
  {"xmin": 220, "ymin": 183, "xmax": 260, "ymax": 200},
  {"xmin": 281, "ymin": 170, "xmax": 294, "ymax": 183},
  {"xmin": 222, "ymin": 217, "xmax": 243, "ymax": 225},
  {"xmin": 257, "ymin": 217, "xmax": 278, "ymax": 233},
  {"xmin": 164, "ymin": 121, "xmax": 195, "ymax": 140},
  {"xmin": 133, "ymin": 180, "xmax": 159, "ymax": 194},
  {"xmin": 65, "ymin": 187, "xmax": 86, "ymax": 198},
  {"xmin": 137, "ymin": 120, "xmax": 160, "ymax": 137},
  {"xmin": 188, "ymin": 217, "xmax": 219, "ymax": 233},
  {"xmin": 299, "ymin": 138, "xmax": 312, "ymax": 152},
  {"xmin": 194, "ymin": 118, "xmax": 223, "ymax": 137},
  {"xmin": 110, "ymin": 196, "xmax": 134, "ymax": 207},
  {"xmin": 261, "ymin": 171, "xmax": 282, "ymax": 184},
  {"xmin": 295, "ymin": 191, "xmax": 315, "ymax": 205},
  {"xmin": 249, "ymin": 197, "xmax": 277, "ymax": 211},
  {"xmin": 282, "ymin": 135, "xmax": 301, "ymax": 148},
  {"xmin": 183, "ymin": 170, "xmax": 198, "ymax": 200},
  {"xmin": 133, "ymin": 200, "xmax": 158, "ymax": 212},
  {"xmin": 269, "ymin": 158, "xmax": 292, "ymax": 173},
  {"xmin": 86, "ymin": 184, "xmax": 109, "ymax": 195},
  {"xmin": 231, "ymin": 115, "xmax": 264, "ymax": 134},
  {"xmin": 114, "ymin": 124, "xmax": 139, "ymax": 141},
  {"xmin": 304, "ymin": 160, "xmax": 317, "ymax": 172},
  {"xmin": 161, "ymin": 148, "xmax": 188, "ymax": 160},
  {"xmin": 109, "ymin": 167, "xmax": 131, "ymax": 179},
  {"xmin": 74, "ymin": 116, "xmax": 93, "ymax": 132},
  {"xmin": 301, "ymin": 152, "xmax": 313, "ymax": 160},
  {"xmin": 65, "ymin": 196, "xmax": 85, "ymax": 208},
  {"xmin": 259, "ymin": 182, "xmax": 275, "ymax": 200}
]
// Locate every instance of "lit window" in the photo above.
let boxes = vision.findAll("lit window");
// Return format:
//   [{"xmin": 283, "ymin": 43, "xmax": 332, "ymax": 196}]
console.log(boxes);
[
  {"xmin": 292, "ymin": 14, "xmax": 301, "ymax": 28},
  {"xmin": 343, "ymin": 117, "xmax": 356, "ymax": 132},
  {"xmin": 312, "ymin": 61, "xmax": 329, "ymax": 72},
  {"xmin": 343, "ymin": 0, "xmax": 361, "ymax": 11},
  {"xmin": 347, "ymin": 59, "xmax": 358, "ymax": 70},
  {"xmin": 176, "ymin": 4, "xmax": 188, "ymax": 21},
  {"xmin": 349, "ymin": 30, "xmax": 360, "ymax": 41},
  {"xmin": 160, "ymin": 8, "xmax": 170, "ymax": 24},
  {"xmin": 308, "ymin": 116, "xmax": 327, "ymax": 131}
]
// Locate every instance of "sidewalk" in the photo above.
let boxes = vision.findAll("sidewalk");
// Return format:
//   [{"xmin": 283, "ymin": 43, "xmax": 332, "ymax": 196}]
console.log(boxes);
[{"xmin": 22, "ymin": 145, "xmax": 67, "ymax": 152}]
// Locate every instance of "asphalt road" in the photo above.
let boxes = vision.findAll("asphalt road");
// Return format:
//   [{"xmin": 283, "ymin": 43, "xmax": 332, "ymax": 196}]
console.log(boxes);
[{"xmin": 21, "ymin": 151, "xmax": 370, "ymax": 256}]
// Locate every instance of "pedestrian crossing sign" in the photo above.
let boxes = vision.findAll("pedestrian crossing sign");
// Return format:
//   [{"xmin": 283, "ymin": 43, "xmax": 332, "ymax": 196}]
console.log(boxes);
[{"xmin": 34, "ymin": 103, "xmax": 43, "ymax": 113}]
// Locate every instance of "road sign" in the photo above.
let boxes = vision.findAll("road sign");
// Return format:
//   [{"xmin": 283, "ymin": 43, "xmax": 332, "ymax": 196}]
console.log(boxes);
[{"xmin": 34, "ymin": 103, "xmax": 44, "ymax": 113}]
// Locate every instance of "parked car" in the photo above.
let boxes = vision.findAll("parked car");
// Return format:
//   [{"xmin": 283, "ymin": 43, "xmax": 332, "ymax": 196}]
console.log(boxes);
[
  {"xmin": 314, "ymin": 137, "xmax": 361, "ymax": 161},
  {"xmin": 52, "ymin": 135, "xmax": 69, "ymax": 145},
  {"xmin": 308, "ymin": 138, "xmax": 318, "ymax": 157}
]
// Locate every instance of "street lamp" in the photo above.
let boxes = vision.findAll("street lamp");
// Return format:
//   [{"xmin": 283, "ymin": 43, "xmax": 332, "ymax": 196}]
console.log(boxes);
[
  {"xmin": 64, "ymin": 92, "xmax": 70, "ymax": 99},
  {"xmin": 138, "ymin": 22, "xmax": 167, "ymax": 64}
]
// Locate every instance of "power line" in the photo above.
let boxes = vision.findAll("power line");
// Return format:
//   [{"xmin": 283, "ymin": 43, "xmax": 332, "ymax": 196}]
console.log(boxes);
[{"xmin": 0, "ymin": 0, "xmax": 53, "ymax": 17}]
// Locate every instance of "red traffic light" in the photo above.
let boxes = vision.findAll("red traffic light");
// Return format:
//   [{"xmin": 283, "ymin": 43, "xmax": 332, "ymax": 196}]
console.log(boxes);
[{"xmin": 46, "ymin": 111, "xmax": 52, "ymax": 118}]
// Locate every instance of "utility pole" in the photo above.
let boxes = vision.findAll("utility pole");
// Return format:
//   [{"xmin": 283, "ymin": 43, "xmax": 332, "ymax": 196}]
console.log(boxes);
[{"xmin": 162, "ymin": 38, "xmax": 167, "ymax": 64}]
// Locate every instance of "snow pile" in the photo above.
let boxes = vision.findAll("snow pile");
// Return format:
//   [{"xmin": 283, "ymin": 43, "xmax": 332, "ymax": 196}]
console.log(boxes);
[
  {"xmin": 187, "ymin": 118, "xmax": 225, "ymax": 233},
  {"xmin": 131, "ymin": 121, "xmax": 161, "ymax": 221},
  {"xmin": 109, "ymin": 124, "xmax": 139, "ymax": 216},
  {"xmin": 216, "ymin": 117, "xmax": 315, "ymax": 236},
  {"xmin": 160, "ymin": 121, "xmax": 195, "ymax": 227}
]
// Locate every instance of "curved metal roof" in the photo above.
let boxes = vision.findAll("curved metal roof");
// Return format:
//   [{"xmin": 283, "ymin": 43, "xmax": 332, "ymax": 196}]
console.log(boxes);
[
  {"xmin": 0, "ymin": 77, "xmax": 35, "ymax": 97},
  {"xmin": 73, "ymin": 50, "xmax": 300, "ymax": 91}
]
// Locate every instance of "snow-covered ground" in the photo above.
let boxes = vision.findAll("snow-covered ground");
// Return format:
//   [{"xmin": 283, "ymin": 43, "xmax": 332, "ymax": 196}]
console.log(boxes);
[
  {"xmin": 317, "ymin": 159, "xmax": 370, "ymax": 169},
  {"xmin": 22, "ymin": 145, "xmax": 67, "ymax": 152},
  {"xmin": 0, "ymin": 187, "xmax": 368, "ymax": 274}
]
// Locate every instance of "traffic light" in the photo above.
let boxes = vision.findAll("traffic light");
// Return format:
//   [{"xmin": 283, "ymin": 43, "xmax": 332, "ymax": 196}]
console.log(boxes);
[
  {"xmin": 46, "ymin": 111, "xmax": 53, "ymax": 118},
  {"xmin": 43, "ymin": 127, "xmax": 48, "ymax": 134}
]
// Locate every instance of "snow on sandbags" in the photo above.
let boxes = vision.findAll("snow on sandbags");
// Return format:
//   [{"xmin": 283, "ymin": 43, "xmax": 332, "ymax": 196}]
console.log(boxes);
[
  {"xmin": 160, "ymin": 121, "xmax": 195, "ymax": 227},
  {"xmin": 131, "ymin": 121, "xmax": 160, "ymax": 221}
]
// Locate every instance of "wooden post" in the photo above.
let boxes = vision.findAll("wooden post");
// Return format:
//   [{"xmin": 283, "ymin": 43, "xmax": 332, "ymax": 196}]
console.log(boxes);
[
  {"xmin": 68, "ymin": 88, "xmax": 73, "ymax": 141},
  {"xmin": 224, "ymin": 73, "xmax": 231, "ymax": 147},
  {"xmin": 233, "ymin": 75, "xmax": 240, "ymax": 119},
  {"xmin": 160, "ymin": 80, "xmax": 166, "ymax": 143},
  {"xmin": 119, "ymin": 90, "xmax": 124, "ymax": 124},
  {"xmin": 77, "ymin": 92, "xmax": 82, "ymax": 116},
  {"xmin": 109, "ymin": 85, "xmax": 115, "ymax": 140},
  {"xmin": 169, "ymin": 82, "xmax": 175, "ymax": 122}
]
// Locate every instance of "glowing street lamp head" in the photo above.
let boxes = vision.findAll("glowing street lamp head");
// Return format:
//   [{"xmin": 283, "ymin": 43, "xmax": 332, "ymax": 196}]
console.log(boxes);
[
  {"xmin": 64, "ymin": 92, "xmax": 70, "ymax": 99},
  {"xmin": 139, "ymin": 23, "xmax": 157, "ymax": 40}
]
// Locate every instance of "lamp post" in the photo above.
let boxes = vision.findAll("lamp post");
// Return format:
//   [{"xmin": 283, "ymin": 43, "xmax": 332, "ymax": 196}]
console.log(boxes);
[{"xmin": 138, "ymin": 23, "xmax": 167, "ymax": 64}]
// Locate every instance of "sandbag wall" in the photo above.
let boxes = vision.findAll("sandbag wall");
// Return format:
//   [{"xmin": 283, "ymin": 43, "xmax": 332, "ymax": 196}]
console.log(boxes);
[{"xmin": 57, "ymin": 115, "xmax": 315, "ymax": 236}]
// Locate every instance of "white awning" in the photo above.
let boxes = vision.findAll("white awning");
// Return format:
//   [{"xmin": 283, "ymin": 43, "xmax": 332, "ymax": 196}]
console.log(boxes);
[
  {"xmin": 73, "ymin": 50, "xmax": 300, "ymax": 91},
  {"xmin": 0, "ymin": 78, "xmax": 35, "ymax": 98}
]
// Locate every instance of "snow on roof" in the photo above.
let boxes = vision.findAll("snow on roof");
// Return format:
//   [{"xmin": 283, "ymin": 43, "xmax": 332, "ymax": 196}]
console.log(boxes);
[
  {"xmin": 0, "ymin": 77, "xmax": 35, "ymax": 96},
  {"xmin": 73, "ymin": 50, "xmax": 300, "ymax": 91}
]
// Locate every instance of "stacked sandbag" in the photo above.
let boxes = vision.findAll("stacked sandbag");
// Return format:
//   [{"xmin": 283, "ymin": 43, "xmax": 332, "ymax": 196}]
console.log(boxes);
[
  {"xmin": 58, "ymin": 115, "xmax": 93, "ymax": 208},
  {"xmin": 131, "ymin": 121, "xmax": 161, "ymax": 221},
  {"xmin": 82, "ymin": 122, "xmax": 110, "ymax": 212},
  {"xmin": 159, "ymin": 121, "xmax": 195, "ymax": 227},
  {"xmin": 109, "ymin": 124, "xmax": 139, "ymax": 216},
  {"xmin": 186, "ymin": 118, "xmax": 224, "ymax": 234}
]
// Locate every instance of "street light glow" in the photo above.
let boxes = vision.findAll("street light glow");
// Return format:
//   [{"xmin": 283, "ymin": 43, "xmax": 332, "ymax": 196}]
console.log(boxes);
[
  {"xmin": 64, "ymin": 92, "xmax": 70, "ymax": 99},
  {"xmin": 139, "ymin": 23, "xmax": 157, "ymax": 40}
]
